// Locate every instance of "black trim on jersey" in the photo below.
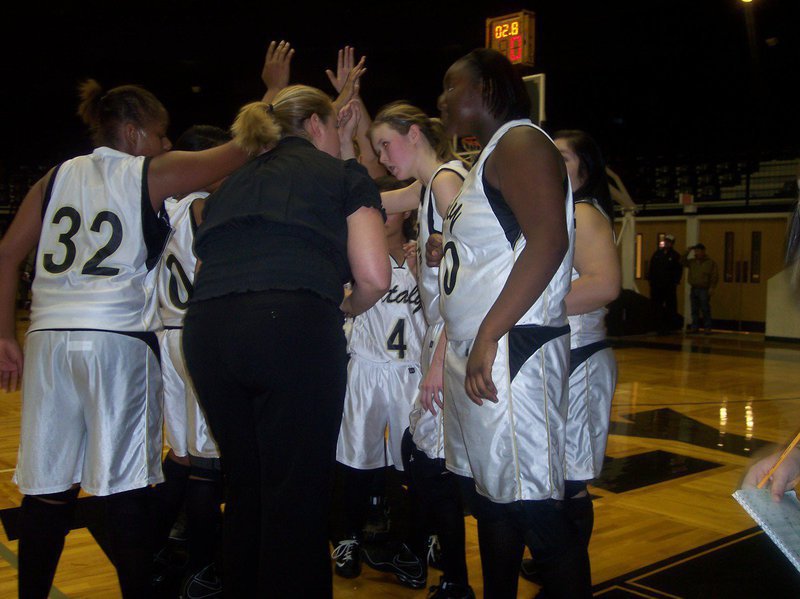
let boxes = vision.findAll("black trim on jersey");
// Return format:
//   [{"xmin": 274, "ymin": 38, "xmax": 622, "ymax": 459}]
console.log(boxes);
[
  {"xmin": 508, "ymin": 324, "xmax": 570, "ymax": 382},
  {"xmin": 574, "ymin": 198, "xmax": 610, "ymax": 222},
  {"xmin": 189, "ymin": 198, "xmax": 201, "ymax": 235},
  {"xmin": 569, "ymin": 339, "xmax": 611, "ymax": 376},
  {"xmin": 427, "ymin": 167, "xmax": 465, "ymax": 236},
  {"xmin": 141, "ymin": 158, "xmax": 172, "ymax": 271},
  {"xmin": 482, "ymin": 171, "xmax": 521, "ymax": 248},
  {"xmin": 419, "ymin": 183, "xmax": 431, "ymax": 232},
  {"xmin": 35, "ymin": 328, "xmax": 161, "ymax": 362},
  {"xmin": 40, "ymin": 163, "xmax": 64, "ymax": 222},
  {"xmin": 163, "ymin": 325, "xmax": 183, "ymax": 330}
]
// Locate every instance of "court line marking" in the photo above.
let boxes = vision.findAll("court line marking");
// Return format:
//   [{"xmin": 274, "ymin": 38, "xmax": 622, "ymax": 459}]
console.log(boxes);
[{"xmin": 0, "ymin": 538, "xmax": 69, "ymax": 599}]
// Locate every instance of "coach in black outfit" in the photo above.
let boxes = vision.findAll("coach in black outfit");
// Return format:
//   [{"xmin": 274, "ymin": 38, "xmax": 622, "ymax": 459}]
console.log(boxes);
[
  {"xmin": 182, "ymin": 86, "xmax": 390, "ymax": 598},
  {"xmin": 647, "ymin": 233, "xmax": 683, "ymax": 334}
]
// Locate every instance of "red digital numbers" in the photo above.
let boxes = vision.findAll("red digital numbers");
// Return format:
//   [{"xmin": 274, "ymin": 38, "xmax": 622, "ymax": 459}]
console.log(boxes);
[
  {"xmin": 509, "ymin": 35, "xmax": 523, "ymax": 62},
  {"xmin": 486, "ymin": 12, "xmax": 534, "ymax": 67}
]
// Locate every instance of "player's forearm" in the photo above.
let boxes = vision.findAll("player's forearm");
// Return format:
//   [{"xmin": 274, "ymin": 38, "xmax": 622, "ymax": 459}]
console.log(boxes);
[
  {"xmin": 566, "ymin": 274, "xmax": 620, "ymax": 315},
  {"xmin": 0, "ymin": 258, "xmax": 21, "ymax": 340},
  {"xmin": 341, "ymin": 280, "xmax": 387, "ymax": 317}
]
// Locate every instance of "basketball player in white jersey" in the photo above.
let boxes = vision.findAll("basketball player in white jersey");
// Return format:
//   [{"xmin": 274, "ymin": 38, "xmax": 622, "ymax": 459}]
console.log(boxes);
[
  {"xmin": 521, "ymin": 130, "xmax": 620, "ymax": 586},
  {"xmin": 432, "ymin": 49, "xmax": 592, "ymax": 598},
  {"xmin": 366, "ymin": 102, "xmax": 474, "ymax": 598},
  {"xmin": 555, "ymin": 130, "xmax": 619, "ymax": 532},
  {"xmin": 332, "ymin": 201, "xmax": 425, "ymax": 584},
  {"xmin": 0, "ymin": 77, "xmax": 262, "ymax": 598},
  {"xmin": 153, "ymin": 125, "xmax": 233, "ymax": 597}
]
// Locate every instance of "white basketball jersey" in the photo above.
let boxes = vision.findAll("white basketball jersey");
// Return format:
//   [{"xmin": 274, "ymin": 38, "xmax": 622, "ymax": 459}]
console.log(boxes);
[
  {"xmin": 417, "ymin": 160, "xmax": 468, "ymax": 326},
  {"xmin": 439, "ymin": 120, "xmax": 575, "ymax": 341},
  {"xmin": 157, "ymin": 193, "xmax": 206, "ymax": 327},
  {"xmin": 348, "ymin": 256, "xmax": 426, "ymax": 363},
  {"xmin": 569, "ymin": 198, "xmax": 611, "ymax": 349},
  {"xmin": 31, "ymin": 147, "xmax": 169, "ymax": 332}
]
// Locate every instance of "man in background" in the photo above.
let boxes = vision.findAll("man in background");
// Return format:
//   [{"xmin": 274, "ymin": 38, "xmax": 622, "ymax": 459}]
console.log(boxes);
[
  {"xmin": 682, "ymin": 243, "xmax": 719, "ymax": 334},
  {"xmin": 648, "ymin": 233, "xmax": 683, "ymax": 335}
]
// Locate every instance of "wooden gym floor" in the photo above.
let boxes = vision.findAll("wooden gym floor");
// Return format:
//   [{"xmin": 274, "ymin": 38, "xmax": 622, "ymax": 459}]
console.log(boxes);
[{"xmin": 1, "ymin": 312, "xmax": 799, "ymax": 598}]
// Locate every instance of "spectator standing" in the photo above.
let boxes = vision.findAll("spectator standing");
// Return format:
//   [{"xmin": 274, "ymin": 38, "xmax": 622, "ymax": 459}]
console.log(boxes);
[
  {"xmin": 682, "ymin": 243, "xmax": 718, "ymax": 334},
  {"xmin": 647, "ymin": 233, "xmax": 682, "ymax": 334}
]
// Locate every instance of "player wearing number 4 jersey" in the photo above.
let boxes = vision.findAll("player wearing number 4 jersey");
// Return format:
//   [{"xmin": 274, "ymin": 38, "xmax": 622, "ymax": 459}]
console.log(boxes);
[
  {"xmin": 332, "ymin": 203, "xmax": 424, "ymax": 580},
  {"xmin": 336, "ymin": 216, "xmax": 425, "ymax": 472}
]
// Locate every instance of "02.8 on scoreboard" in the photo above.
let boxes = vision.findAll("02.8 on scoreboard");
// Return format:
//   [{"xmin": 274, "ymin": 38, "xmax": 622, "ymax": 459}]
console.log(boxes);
[{"xmin": 485, "ymin": 10, "xmax": 535, "ymax": 67}]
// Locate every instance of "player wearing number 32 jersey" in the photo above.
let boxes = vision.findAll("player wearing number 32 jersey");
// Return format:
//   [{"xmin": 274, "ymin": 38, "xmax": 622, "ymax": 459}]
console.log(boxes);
[{"xmin": 16, "ymin": 147, "xmax": 170, "ymax": 497}]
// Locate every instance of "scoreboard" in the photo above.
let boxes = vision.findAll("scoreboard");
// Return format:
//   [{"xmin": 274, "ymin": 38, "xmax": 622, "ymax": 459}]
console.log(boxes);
[{"xmin": 485, "ymin": 10, "xmax": 535, "ymax": 67}]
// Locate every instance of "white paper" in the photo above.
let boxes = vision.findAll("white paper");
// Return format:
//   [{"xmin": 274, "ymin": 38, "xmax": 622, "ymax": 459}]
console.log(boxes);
[{"xmin": 733, "ymin": 487, "xmax": 800, "ymax": 572}]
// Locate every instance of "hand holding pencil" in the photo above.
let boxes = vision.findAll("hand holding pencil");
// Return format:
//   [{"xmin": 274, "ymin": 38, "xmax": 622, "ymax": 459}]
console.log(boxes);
[{"xmin": 743, "ymin": 430, "xmax": 800, "ymax": 502}]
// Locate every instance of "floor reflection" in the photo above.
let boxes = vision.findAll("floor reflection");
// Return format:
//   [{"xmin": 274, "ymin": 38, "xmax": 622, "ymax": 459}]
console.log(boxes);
[
  {"xmin": 609, "ymin": 408, "xmax": 769, "ymax": 457},
  {"xmin": 593, "ymin": 450, "xmax": 722, "ymax": 493}
]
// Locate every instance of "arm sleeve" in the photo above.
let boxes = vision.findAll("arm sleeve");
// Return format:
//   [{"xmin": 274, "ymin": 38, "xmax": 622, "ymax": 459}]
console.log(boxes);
[{"xmin": 343, "ymin": 159, "xmax": 384, "ymax": 219}]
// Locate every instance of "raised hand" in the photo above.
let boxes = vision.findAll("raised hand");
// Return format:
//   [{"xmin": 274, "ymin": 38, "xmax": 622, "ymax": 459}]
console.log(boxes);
[
  {"xmin": 336, "ymin": 56, "xmax": 366, "ymax": 108},
  {"xmin": 262, "ymin": 40, "xmax": 295, "ymax": 102},
  {"xmin": 337, "ymin": 99, "xmax": 361, "ymax": 160},
  {"xmin": 338, "ymin": 100, "xmax": 361, "ymax": 140},
  {"xmin": 325, "ymin": 46, "xmax": 356, "ymax": 94}
]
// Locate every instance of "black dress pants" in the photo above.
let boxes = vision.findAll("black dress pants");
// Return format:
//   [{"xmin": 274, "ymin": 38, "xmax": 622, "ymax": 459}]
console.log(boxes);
[{"xmin": 183, "ymin": 290, "xmax": 347, "ymax": 598}]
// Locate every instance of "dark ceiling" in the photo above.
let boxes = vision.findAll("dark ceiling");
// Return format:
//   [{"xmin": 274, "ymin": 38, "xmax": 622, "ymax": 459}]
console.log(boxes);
[{"xmin": 2, "ymin": 0, "xmax": 797, "ymax": 172}]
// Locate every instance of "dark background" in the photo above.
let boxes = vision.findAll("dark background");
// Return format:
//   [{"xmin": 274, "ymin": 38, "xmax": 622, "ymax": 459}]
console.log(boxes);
[{"xmin": 2, "ymin": 0, "xmax": 797, "ymax": 176}]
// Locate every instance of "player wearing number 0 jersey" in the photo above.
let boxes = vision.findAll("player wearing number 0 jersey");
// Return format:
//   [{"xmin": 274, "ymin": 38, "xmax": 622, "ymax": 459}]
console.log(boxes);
[
  {"xmin": 435, "ymin": 49, "xmax": 590, "ymax": 599},
  {"xmin": 364, "ymin": 107, "xmax": 474, "ymax": 594},
  {"xmin": 336, "ymin": 252, "xmax": 426, "ymax": 471},
  {"xmin": 15, "ymin": 147, "xmax": 170, "ymax": 497},
  {"xmin": 408, "ymin": 160, "xmax": 467, "ymax": 461},
  {"xmin": 157, "ymin": 192, "xmax": 219, "ymax": 459},
  {"xmin": 439, "ymin": 119, "xmax": 575, "ymax": 504}
]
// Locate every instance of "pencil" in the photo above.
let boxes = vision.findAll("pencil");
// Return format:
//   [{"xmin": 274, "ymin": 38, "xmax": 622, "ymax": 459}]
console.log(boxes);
[{"xmin": 758, "ymin": 429, "xmax": 800, "ymax": 489}]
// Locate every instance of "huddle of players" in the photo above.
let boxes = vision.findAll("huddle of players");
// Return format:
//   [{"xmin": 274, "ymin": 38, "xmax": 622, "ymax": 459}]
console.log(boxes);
[
  {"xmin": 152, "ymin": 103, "xmax": 479, "ymax": 598},
  {"xmin": 155, "ymin": 113, "xmax": 473, "ymax": 596},
  {"xmin": 1, "ymin": 40, "xmax": 618, "ymax": 599}
]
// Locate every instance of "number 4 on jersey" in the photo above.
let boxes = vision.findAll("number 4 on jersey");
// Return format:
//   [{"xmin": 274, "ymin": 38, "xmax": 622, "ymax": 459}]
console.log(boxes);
[{"xmin": 387, "ymin": 318, "xmax": 407, "ymax": 359}]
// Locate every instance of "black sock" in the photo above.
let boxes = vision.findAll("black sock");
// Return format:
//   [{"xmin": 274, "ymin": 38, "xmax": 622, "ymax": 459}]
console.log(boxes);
[
  {"xmin": 564, "ymin": 480, "xmax": 594, "ymax": 548},
  {"xmin": 150, "ymin": 456, "xmax": 190, "ymax": 549},
  {"xmin": 185, "ymin": 477, "xmax": 223, "ymax": 572},
  {"xmin": 401, "ymin": 429, "xmax": 434, "ymax": 562},
  {"xmin": 520, "ymin": 500, "xmax": 592, "ymax": 599},
  {"xmin": 105, "ymin": 488, "xmax": 154, "ymax": 599},
  {"xmin": 18, "ymin": 489, "xmax": 79, "ymax": 599},
  {"xmin": 337, "ymin": 464, "xmax": 378, "ymax": 540},
  {"xmin": 477, "ymin": 515, "xmax": 524, "ymax": 599},
  {"xmin": 433, "ymin": 474, "xmax": 468, "ymax": 587}
]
